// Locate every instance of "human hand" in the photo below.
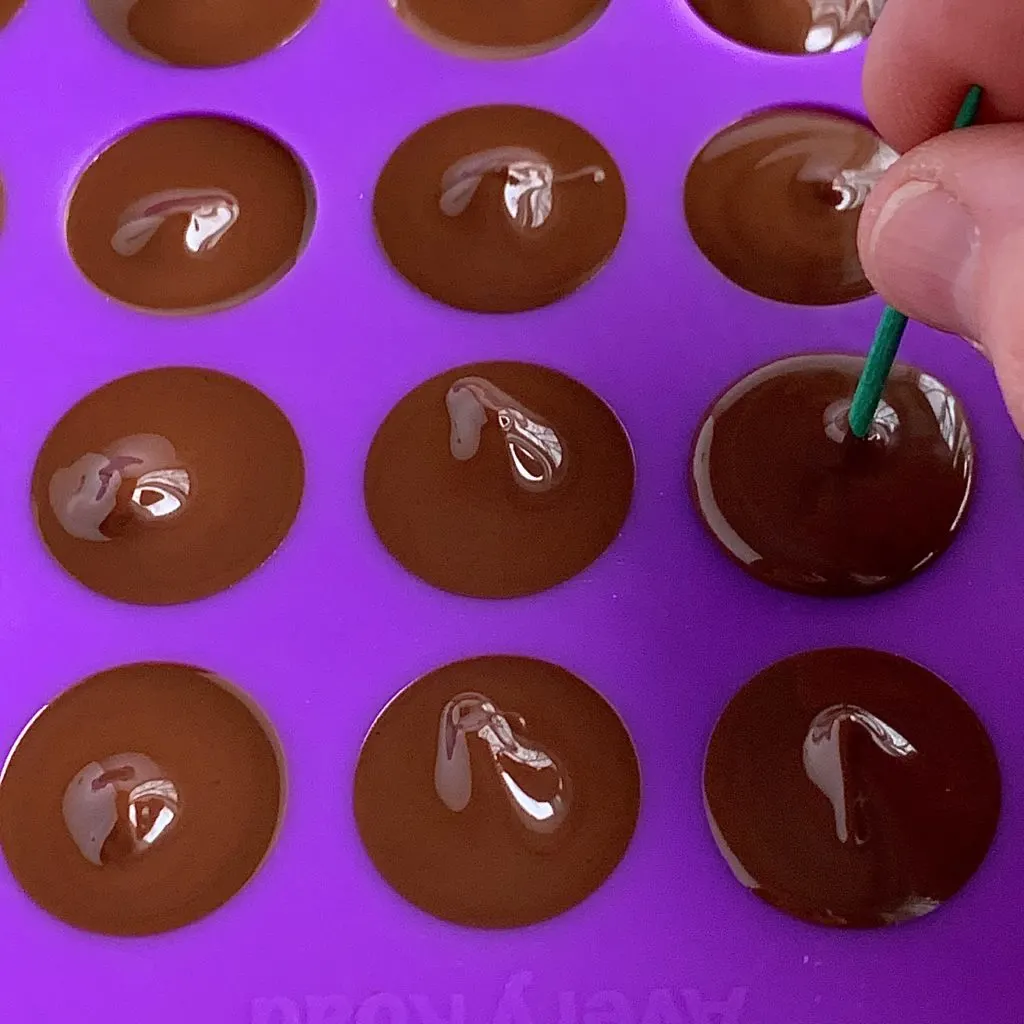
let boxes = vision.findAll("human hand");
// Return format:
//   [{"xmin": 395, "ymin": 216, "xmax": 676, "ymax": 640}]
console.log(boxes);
[{"xmin": 858, "ymin": 0, "xmax": 1024, "ymax": 433}]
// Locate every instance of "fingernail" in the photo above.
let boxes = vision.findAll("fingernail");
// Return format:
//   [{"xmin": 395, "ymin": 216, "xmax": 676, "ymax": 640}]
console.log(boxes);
[{"xmin": 868, "ymin": 180, "xmax": 981, "ymax": 339}]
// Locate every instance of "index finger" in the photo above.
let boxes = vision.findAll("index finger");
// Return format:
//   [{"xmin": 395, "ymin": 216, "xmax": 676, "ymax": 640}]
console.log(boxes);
[{"xmin": 864, "ymin": 0, "xmax": 1024, "ymax": 153}]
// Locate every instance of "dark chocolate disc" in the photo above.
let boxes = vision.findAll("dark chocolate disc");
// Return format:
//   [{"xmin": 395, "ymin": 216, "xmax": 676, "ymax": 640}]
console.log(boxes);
[
  {"xmin": 688, "ymin": 0, "xmax": 884, "ymax": 56},
  {"xmin": 391, "ymin": 0, "xmax": 608, "ymax": 59},
  {"xmin": 364, "ymin": 361, "xmax": 634, "ymax": 598},
  {"xmin": 685, "ymin": 109, "xmax": 895, "ymax": 305},
  {"xmin": 373, "ymin": 106, "xmax": 626, "ymax": 313},
  {"xmin": 0, "ymin": 663, "xmax": 284, "ymax": 936},
  {"xmin": 32, "ymin": 367, "xmax": 304, "ymax": 605},
  {"xmin": 689, "ymin": 353, "xmax": 973, "ymax": 595},
  {"xmin": 704, "ymin": 648, "xmax": 1001, "ymax": 927},
  {"xmin": 88, "ymin": 0, "xmax": 319, "ymax": 67},
  {"xmin": 353, "ymin": 656, "xmax": 641, "ymax": 927},
  {"xmin": 66, "ymin": 115, "xmax": 313, "ymax": 314}
]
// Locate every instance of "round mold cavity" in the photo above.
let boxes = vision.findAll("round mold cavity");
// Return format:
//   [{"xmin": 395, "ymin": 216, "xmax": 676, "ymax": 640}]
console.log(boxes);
[
  {"xmin": 373, "ymin": 104, "xmax": 626, "ymax": 313},
  {"xmin": 0, "ymin": 661, "xmax": 287, "ymax": 936},
  {"xmin": 0, "ymin": 0, "xmax": 23, "ymax": 31},
  {"xmin": 686, "ymin": 0, "xmax": 882, "ymax": 56},
  {"xmin": 689, "ymin": 353, "xmax": 974, "ymax": 595},
  {"xmin": 32, "ymin": 366, "xmax": 306, "ymax": 606},
  {"xmin": 353, "ymin": 654, "xmax": 641, "ymax": 928},
  {"xmin": 364, "ymin": 360, "xmax": 635, "ymax": 598},
  {"xmin": 65, "ymin": 113, "xmax": 316, "ymax": 315},
  {"xmin": 684, "ymin": 106, "xmax": 894, "ymax": 306},
  {"xmin": 87, "ymin": 0, "xmax": 320, "ymax": 67},
  {"xmin": 388, "ymin": 0, "xmax": 610, "ymax": 61},
  {"xmin": 704, "ymin": 647, "xmax": 1000, "ymax": 928}
]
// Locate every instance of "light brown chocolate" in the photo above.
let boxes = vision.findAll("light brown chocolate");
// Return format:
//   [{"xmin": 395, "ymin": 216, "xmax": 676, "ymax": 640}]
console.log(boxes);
[
  {"xmin": 364, "ymin": 361, "xmax": 634, "ymax": 598},
  {"xmin": 374, "ymin": 106, "xmax": 626, "ymax": 313},
  {"xmin": 354, "ymin": 656, "xmax": 640, "ymax": 927},
  {"xmin": 391, "ymin": 0, "xmax": 608, "ymax": 58},
  {"xmin": 689, "ymin": 353, "xmax": 973, "ymax": 595},
  {"xmin": 0, "ymin": 0, "xmax": 21, "ymax": 30},
  {"xmin": 88, "ymin": 0, "xmax": 318, "ymax": 67},
  {"xmin": 688, "ymin": 0, "xmax": 882, "ymax": 56},
  {"xmin": 704, "ymin": 648, "xmax": 1000, "ymax": 927},
  {"xmin": 685, "ymin": 109, "xmax": 894, "ymax": 305},
  {"xmin": 66, "ymin": 116, "xmax": 313, "ymax": 313},
  {"xmin": 0, "ymin": 663, "xmax": 284, "ymax": 936},
  {"xmin": 32, "ymin": 367, "xmax": 304, "ymax": 605}
]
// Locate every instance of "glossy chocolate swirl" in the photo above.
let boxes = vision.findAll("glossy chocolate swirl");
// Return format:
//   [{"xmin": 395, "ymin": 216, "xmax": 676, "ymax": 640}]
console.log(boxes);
[
  {"xmin": 685, "ymin": 109, "xmax": 896, "ymax": 305},
  {"xmin": 690, "ymin": 354, "xmax": 973, "ymax": 595},
  {"xmin": 354, "ymin": 656, "xmax": 640, "ymax": 927},
  {"xmin": 704, "ymin": 648, "xmax": 1000, "ymax": 927}
]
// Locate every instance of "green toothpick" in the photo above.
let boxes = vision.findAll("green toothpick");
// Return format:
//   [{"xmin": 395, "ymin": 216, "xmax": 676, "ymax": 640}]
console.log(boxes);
[{"xmin": 847, "ymin": 85, "xmax": 984, "ymax": 439}]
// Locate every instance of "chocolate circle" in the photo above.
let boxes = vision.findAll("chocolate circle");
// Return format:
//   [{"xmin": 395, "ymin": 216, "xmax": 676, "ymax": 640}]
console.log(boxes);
[
  {"xmin": 0, "ymin": 663, "xmax": 285, "ymax": 936},
  {"xmin": 704, "ymin": 648, "xmax": 1001, "ymax": 927},
  {"xmin": 373, "ymin": 106, "xmax": 626, "ymax": 313},
  {"xmin": 354, "ymin": 656, "xmax": 641, "ymax": 927},
  {"xmin": 66, "ymin": 116, "xmax": 313, "ymax": 314},
  {"xmin": 87, "ymin": 0, "xmax": 318, "ymax": 68},
  {"xmin": 32, "ymin": 367, "xmax": 304, "ymax": 605},
  {"xmin": 684, "ymin": 109, "xmax": 893, "ymax": 305},
  {"xmin": 689, "ymin": 354, "xmax": 973, "ymax": 595},
  {"xmin": 391, "ymin": 0, "xmax": 608, "ymax": 59},
  {"xmin": 0, "ymin": 0, "xmax": 22, "ymax": 30},
  {"xmin": 365, "ymin": 361, "xmax": 634, "ymax": 598},
  {"xmin": 688, "ymin": 0, "xmax": 882, "ymax": 56}
]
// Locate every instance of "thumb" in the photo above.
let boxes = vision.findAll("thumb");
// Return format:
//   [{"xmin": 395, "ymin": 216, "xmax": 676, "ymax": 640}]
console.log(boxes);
[{"xmin": 858, "ymin": 125, "xmax": 1024, "ymax": 436}]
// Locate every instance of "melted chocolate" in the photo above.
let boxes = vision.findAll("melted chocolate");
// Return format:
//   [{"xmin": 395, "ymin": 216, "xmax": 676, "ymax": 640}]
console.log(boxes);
[
  {"xmin": 353, "ymin": 656, "xmax": 640, "ymax": 927},
  {"xmin": 704, "ymin": 648, "xmax": 1000, "ymax": 927},
  {"xmin": 374, "ymin": 106, "xmax": 626, "ymax": 313},
  {"xmin": 365, "ymin": 361, "xmax": 634, "ymax": 598},
  {"xmin": 690, "ymin": 354, "xmax": 973, "ymax": 595},
  {"xmin": 688, "ymin": 0, "xmax": 883, "ymax": 55},
  {"xmin": 0, "ymin": 0, "xmax": 21, "ymax": 30},
  {"xmin": 391, "ymin": 0, "xmax": 608, "ymax": 58},
  {"xmin": 32, "ymin": 367, "xmax": 304, "ymax": 605},
  {"xmin": 0, "ymin": 663, "xmax": 284, "ymax": 936},
  {"xmin": 684, "ymin": 109, "xmax": 895, "ymax": 305},
  {"xmin": 66, "ymin": 116, "xmax": 312, "ymax": 313},
  {"xmin": 88, "ymin": 0, "xmax": 318, "ymax": 67}
]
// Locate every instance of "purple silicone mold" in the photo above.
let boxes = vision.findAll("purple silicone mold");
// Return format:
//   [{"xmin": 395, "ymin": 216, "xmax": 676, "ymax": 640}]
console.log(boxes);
[{"xmin": 1, "ymin": 2, "xmax": 1022, "ymax": 1023}]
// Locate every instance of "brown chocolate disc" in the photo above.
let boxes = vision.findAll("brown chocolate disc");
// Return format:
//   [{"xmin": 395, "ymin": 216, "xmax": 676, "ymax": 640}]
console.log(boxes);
[
  {"xmin": 373, "ymin": 106, "xmax": 626, "ymax": 313},
  {"xmin": 0, "ymin": 0, "xmax": 22, "ymax": 30},
  {"xmin": 689, "ymin": 354, "xmax": 973, "ymax": 595},
  {"xmin": 684, "ymin": 109, "xmax": 895, "ymax": 305},
  {"xmin": 0, "ymin": 663, "xmax": 284, "ymax": 936},
  {"xmin": 704, "ymin": 648, "xmax": 1001, "ymax": 927},
  {"xmin": 354, "ymin": 656, "xmax": 641, "ymax": 928},
  {"xmin": 364, "ymin": 361, "xmax": 634, "ymax": 598},
  {"xmin": 66, "ymin": 116, "xmax": 313, "ymax": 314},
  {"xmin": 688, "ymin": 0, "xmax": 883, "ymax": 56},
  {"xmin": 32, "ymin": 367, "xmax": 304, "ymax": 605},
  {"xmin": 87, "ymin": 0, "xmax": 318, "ymax": 68},
  {"xmin": 391, "ymin": 0, "xmax": 608, "ymax": 59}
]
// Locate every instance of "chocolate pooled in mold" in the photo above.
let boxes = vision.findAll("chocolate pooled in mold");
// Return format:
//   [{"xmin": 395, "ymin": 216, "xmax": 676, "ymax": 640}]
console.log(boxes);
[
  {"xmin": 87, "ymin": 0, "xmax": 319, "ymax": 67},
  {"xmin": 364, "ymin": 361, "xmax": 633, "ymax": 598},
  {"xmin": 685, "ymin": 108, "xmax": 896, "ymax": 305},
  {"xmin": 703, "ymin": 648, "xmax": 1001, "ymax": 927},
  {"xmin": 0, "ymin": 663, "xmax": 284, "ymax": 936},
  {"xmin": 66, "ymin": 115, "xmax": 313, "ymax": 314},
  {"xmin": 354, "ymin": 656, "xmax": 641, "ymax": 928},
  {"xmin": 374, "ymin": 106, "xmax": 626, "ymax": 313},
  {"xmin": 33, "ymin": 367, "xmax": 304, "ymax": 605}
]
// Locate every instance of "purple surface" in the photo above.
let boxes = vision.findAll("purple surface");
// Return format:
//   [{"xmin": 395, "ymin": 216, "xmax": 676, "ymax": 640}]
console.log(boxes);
[{"xmin": 1, "ymin": 3, "xmax": 1022, "ymax": 1023}]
